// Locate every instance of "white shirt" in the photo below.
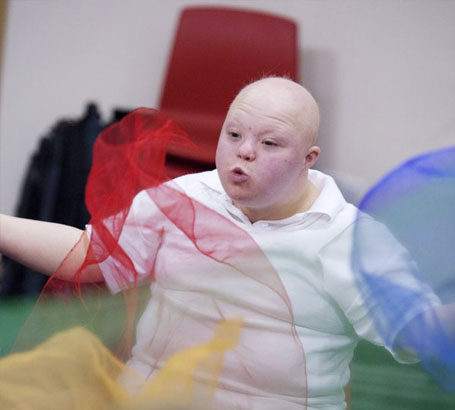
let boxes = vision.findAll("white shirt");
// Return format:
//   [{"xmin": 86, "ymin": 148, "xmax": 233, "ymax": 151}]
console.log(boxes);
[{"xmin": 97, "ymin": 169, "xmax": 439, "ymax": 410}]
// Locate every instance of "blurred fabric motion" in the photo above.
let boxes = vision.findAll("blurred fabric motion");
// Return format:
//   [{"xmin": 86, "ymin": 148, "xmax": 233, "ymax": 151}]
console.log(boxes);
[
  {"xmin": 0, "ymin": 320, "xmax": 242, "ymax": 410},
  {"xmin": 3, "ymin": 107, "xmax": 306, "ymax": 409},
  {"xmin": 352, "ymin": 146, "xmax": 455, "ymax": 391}
]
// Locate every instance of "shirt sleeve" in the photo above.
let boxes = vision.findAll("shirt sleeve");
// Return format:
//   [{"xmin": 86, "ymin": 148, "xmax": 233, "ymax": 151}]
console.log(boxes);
[
  {"xmin": 86, "ymin": 189, "xmax": 167, "ymax": 294},
  {"xmin": 319, "ymin": 217, "xmax": 441, "ymax": 363}
]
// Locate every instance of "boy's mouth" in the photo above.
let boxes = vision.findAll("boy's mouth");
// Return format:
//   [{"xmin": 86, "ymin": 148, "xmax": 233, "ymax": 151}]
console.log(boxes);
[
  {"xmin": 229, "ymin": 167, "xmax": 249, "ymax": 183},
  {"xmin": 232, "ymin": 167, "xmax": 246, "ymax": 175}
]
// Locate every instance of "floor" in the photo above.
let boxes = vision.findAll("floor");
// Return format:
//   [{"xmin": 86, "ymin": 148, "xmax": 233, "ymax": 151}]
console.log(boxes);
[{"xmin": 1, "ymin": 297, "xmax": 454, "ymax": 409}]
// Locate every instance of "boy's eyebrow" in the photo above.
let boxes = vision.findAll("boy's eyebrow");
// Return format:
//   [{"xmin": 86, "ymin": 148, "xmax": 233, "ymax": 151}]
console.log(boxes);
[
  {"xmin": 224, "ymin": 118, "xmax": 240, "ymax": 127},
  {"xmin": 224, "ymin": 121, "xmax": 288, "ymax": 138},
  {"xmin": 257, "ymin": 130, "xmax": 287, "ymax": 140}
]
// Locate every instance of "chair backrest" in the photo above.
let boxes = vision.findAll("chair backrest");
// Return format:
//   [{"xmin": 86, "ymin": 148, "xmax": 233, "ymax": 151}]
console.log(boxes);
[{"xmin": 159, "ymin": 7, "xmax": 298, "ymax": 171}]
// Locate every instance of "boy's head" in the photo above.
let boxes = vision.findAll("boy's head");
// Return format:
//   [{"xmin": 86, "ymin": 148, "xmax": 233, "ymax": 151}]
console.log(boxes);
[
  {"xmin": 215, "ymin": 77, "xmax": 321, "ymax": 222},
  {"xmin": 228, "ymin": 76, "xmax": 320, "ymax": 146}
]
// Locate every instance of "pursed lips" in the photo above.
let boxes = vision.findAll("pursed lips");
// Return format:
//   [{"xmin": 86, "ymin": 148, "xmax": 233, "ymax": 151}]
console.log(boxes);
[{"xmin": 229, "ymin": 167, "xmax": 249, "ymax": 183}]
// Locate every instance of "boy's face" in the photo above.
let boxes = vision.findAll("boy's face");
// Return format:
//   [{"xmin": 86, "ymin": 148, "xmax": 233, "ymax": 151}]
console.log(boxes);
[{"xmin": 215, "ymin": 87, "xmax": 317, "ymax": 221}]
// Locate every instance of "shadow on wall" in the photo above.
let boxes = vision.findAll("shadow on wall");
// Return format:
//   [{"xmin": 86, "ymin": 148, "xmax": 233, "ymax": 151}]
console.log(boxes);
[
  {"xmin": 301, "ymin": 48, "xmax": 365, "ymax": 204},
  {"xmin": 301, "ymin": 47, "xmax": 340, "ymax": 173}
]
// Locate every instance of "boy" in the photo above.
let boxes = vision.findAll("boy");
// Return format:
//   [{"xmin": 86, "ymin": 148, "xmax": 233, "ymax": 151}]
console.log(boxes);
[{"xmin": 0, "ymin": 77, "xmax": 449, "ymax": 409}]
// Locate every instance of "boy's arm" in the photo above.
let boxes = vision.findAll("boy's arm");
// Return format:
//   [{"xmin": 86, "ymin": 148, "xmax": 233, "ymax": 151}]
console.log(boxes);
[
  {"xmin": 395, "ymin": 303, "xmax": 455, "ymax": 359},
  {"xmin": 0, "ymin": 214, "xmax": 102, "ymax": 282}
]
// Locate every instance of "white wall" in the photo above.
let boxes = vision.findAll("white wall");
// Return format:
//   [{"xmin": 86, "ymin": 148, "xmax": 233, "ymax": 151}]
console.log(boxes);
[{"xmin": 1, "ymin": 0, "xmax": 454, "ymax": 214}]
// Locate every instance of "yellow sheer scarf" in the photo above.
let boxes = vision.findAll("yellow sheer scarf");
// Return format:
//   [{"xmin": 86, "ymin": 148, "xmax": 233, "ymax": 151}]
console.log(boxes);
[{"xmin": 0, "ymin": 318, "xmax": 242, "ymax": 410}]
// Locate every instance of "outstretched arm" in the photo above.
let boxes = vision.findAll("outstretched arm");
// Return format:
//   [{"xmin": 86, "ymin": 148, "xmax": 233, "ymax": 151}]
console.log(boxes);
[
  {"xmin": 0, "ymin": 214, "xmax": 102, "ymax": 282},
  {"xmin": 395, "ymin": 302, "xmax": 455, "ymax": 363}
]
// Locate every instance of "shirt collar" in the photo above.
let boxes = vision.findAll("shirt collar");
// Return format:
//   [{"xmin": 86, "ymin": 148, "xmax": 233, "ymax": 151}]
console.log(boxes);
[
  {"xmin": 306, "ymin": 169, "xmax": 347, "ymax": 222},
  {"xmin": 199, "ymin": 169, "xmax": 347, "ymax": 227}
]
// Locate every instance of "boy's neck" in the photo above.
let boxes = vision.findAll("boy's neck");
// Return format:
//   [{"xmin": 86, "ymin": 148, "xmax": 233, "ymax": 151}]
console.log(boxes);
[{"xmin": 236, "ymin": 181, "xmax": 320, "ymax": 223}]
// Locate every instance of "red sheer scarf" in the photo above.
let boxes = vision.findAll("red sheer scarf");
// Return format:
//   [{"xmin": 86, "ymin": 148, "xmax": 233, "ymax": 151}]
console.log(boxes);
[{"xmin": 9, "ymin": 108, "xmax": 307, "ymax": 409}]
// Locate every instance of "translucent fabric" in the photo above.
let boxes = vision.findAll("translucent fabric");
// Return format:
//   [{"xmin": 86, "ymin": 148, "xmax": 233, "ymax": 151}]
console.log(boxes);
[
  {"xmin": 0, "ymin": 320, "xmax": 242, "ymax": 410},
  {"xmin": 5, "ymin": 108, "xmax": 307, "ymax": 409},
  {"xmin": 352, "ymin": 146, "xmax": 455, "ymax": 391}
]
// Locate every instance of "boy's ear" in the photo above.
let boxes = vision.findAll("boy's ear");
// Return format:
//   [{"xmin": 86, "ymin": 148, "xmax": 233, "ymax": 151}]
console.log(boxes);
[{"xmin": 305, "ymin": 146, "xmax": 320, "ymax": 169}]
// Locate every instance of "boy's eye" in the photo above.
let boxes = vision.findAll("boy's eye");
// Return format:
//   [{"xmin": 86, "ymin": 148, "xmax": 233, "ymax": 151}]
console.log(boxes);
[
  {"xmin": 229, "ymin": 132, "xmax": 240, "ymax": 138},
  {"xmin": 263, "ymin": 140, "xmax": 278, "ymax": 146}
]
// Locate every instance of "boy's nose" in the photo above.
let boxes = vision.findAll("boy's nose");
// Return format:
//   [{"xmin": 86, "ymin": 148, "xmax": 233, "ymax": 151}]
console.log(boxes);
[{"xmin": 237, "ymin": 141, "xmax": 256, "ymax": 161}]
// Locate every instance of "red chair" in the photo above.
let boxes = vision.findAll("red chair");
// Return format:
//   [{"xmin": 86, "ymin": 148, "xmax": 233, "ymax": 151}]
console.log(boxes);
[{"xmin": 158, "ymin": 7, "xmax": 299, "ymax": 177}]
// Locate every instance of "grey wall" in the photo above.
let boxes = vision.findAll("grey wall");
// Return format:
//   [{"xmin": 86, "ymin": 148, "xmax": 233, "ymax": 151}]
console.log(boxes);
[{"xmin": 1, "ymin": 0, "xmax": 454, "ymax": 214}]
